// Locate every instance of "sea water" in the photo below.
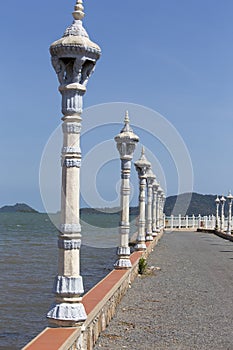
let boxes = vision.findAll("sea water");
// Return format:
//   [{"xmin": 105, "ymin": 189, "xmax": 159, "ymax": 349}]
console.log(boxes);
[{"xmin": 0, "ymin": 212, "xmax": 137, "ymax": 349}]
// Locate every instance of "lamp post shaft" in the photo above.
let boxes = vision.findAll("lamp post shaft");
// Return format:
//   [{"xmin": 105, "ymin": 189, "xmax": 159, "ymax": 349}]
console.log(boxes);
[
  {"xmin": 221, "ymin": 199, "xmax": 225, "ymax": 231},
  {"xmin": 115, "ymin": 160, "xmax": 132, "ymax": 268},
  {"xmin": 156, "ymin": 193, "xmax": 161, "ymax": 232},
  {"xmin": 136, "ymin": 177, "xmax": 147, "ymax": 249},
  {"xmin": 134, "ymin": 148, "xmax": 151, "ymax": 250},
  {"xmin": 152, "ymin": 185, "xmax": 158, "ymax": 235},
  {"xmin": 226, "ymin": 193, "xmax": 233, "ymax": 235},
  {"xmin": 227, "ymin": 202, "xmax": 232, "ymax": 235},
  {"xmin": 216, "ymin": 202, "xmax": 219, "ymax": 230},
  {"xmin": 114, "ymin": 112, "xmax": 139, "ymax": 268}
]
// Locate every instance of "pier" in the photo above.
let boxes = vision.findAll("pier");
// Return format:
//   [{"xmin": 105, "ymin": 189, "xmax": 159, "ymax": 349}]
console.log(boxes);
[
  {"xmin": 22, "ymin": 225, "xmax": 233, "ymax": 350},
  {"xmin": 94, "ymin": 230, "xmax": 233, "ymax": 349}
]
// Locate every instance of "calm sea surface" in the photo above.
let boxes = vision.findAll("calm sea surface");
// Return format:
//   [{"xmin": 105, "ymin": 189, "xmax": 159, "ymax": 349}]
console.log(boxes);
[{"xmin": 0, "ymin": 212, "xmax": 137, "ymax": 349}]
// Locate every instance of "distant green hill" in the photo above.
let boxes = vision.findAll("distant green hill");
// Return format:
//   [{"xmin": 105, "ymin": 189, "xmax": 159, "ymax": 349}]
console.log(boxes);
[
  {"xmin": 164, "ymin": 192, "xmax": 220, "ymax": 216},
  {"xmin": 0, "ymin": 203, "xmax": 38, "ymax": 213},
  {"xmin": 81, "ymin": 192, "xmax": 221, "ymax": 217},
  {"xmin": 0, "ymin": 192, "xmax": 221, "ymax": 216}
]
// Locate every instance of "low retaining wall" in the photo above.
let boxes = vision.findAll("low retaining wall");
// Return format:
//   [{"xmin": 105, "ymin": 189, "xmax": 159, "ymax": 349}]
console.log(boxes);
[
  {"xmin": 196, "ymin": 228, "xmax": 215, "ymax": 233},
  {"xmin": 197, "ymin": 228, "xmax": 233, "ymax": 241},
  {"xmin": 23, "ymin": 231, "xmax": 163, "ymax": 350},
  {"xmin": 214, "ymin": 230, "xmax": 233, "ymax": 242}
]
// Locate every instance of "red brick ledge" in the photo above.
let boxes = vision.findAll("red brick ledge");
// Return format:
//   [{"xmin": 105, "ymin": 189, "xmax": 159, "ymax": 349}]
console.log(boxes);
[
  {"xmin": 22, "ymin": 231, "xmax": 163, "ymax": 350},
  {"xmin": 22, "ymin": 328, "xmax": 79, "ymax": 350}
]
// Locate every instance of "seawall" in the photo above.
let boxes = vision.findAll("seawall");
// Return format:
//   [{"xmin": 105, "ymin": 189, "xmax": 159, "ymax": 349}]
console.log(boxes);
[{"xmin": 23, "ymin": 231, "xmax": 163, "ymax": 350}]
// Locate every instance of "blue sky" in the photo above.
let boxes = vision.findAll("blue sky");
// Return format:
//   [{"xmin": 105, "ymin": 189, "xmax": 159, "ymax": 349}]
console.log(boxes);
[{"xmin": 0, "ymin": 0, "xmax": 233, "ymax": 212}]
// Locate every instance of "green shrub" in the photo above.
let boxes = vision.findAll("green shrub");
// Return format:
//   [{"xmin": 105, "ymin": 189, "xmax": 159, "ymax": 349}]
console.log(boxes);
[{"xmin": 138, "ymin": 257, "xmax": 148, "ymax": 275}]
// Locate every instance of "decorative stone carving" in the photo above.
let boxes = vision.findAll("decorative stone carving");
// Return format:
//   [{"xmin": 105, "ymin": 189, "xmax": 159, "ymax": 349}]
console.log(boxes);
[
  {"xmin": 47, "ymin": 302, "xmax": 87, "ymax": 322},
  {"xmin": 62, "ymin": 146, "xmax": 81, "ymax": 154},
  {"xmin": 53, "ymin": 275, "xmax": 84, "ymax": 295},
  {"xmin": 114, "ymin": 259, "xmax": 132, "ymax": 269},
  {"xmin": 63, "ymin": 21, "xmax": 89, "ymax": 38},
  {"xmin": 60, "ymin": 87, "xmax": 85, "ymax": 116},
  {"xmin": 58, "ymin": 239, "xmax": 81, "ymax": 250},
  {"xmin": 117, "ymin": 246, "xmax": 130, "ymax": 256},
  {"xmin": 60, "ymin": 224, "xmax": 81, "ymax": 234},
  {"xmin": 51, "ymin": 56, "xmax": 66, "ymax": 85},
  {"xmin": 64, "ymin": 159, "xmax": 81, "ymax": 168},
  {"xmin": 62, "ymin": 122, "xmax": 82, "ymax": 134}
]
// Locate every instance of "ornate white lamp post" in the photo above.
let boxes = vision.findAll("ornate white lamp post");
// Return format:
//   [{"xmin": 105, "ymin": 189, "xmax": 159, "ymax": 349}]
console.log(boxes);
[
  {"xmin": 114, "ymin": 111, "xmax": 139, "ymax": 268},
  {"xmin": 152, "ymin": 179, "xmax": 159, "ymax": 236},
  {"xmin": 145, "ymin": 168, "xmax": 156, "ymax": 241},
  {"xmin": 220, "ymin": 195, "xmax": 226, "ymax": 231},
  {"xmin": 226, "ymin": 191, "xmax": 233, "ymax": 235},
  {"xmin": 47, "ymin": 0, "xmax": 101, "ymax": 325},
  {"xmin": 156, "ymin": 186, "xmax": 163, "ymax": 232},
  {"xmin": 160, "ymin": 191, "xmax": 166, "ymax": 229},
  {"xmin": 134, "ymin": 148, "xmax": 151, "ymax": 250},
  {"xmin": 215, "ymin": 196, "xmax": 220, "ymax": 230}
]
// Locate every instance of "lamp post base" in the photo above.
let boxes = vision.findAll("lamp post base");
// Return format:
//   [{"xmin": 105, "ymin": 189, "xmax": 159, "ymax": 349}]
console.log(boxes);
[
  {"xmin": 47, "ymin": 302, "xmax": 87, "ymax": 326},
  {"xmin": 114, "ymin": 258, "xmax": 132, "ymax": 269},
  {"xmin": 135, "ymin": 242, "xmax": 146, "ymax": 251},
  {"xmin": 146, "ymin": 234, "xmax": 153, "ymax": 241}
]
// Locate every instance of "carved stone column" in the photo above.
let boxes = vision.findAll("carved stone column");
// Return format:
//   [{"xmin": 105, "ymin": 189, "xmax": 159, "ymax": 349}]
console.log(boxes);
[
  {"xmin": 156, "ymin": 186, "xmax": 162, "ymax": 232},
  {"xmin": 114, "ymin": 112, "xmax": 139, "ymax": 269},
  {"xmin": 160, "ymin": 192, "xmax": 165, "ymax": 229},
  {"xmin": 226, "ymin": 192, "xmax": 233, "ymax": 235},
  {"xmin": 220, "ymin": 195, "xmax": 226, "ymax": 231},
  {"xmin": 145, "ymin": 168, "xmax": 155, "ymax": 241},
  {"xmin": 152, "ymin": 180, "xmax": 159, "ymax": 236},
  {"xmin": 47, "ymin": 0, "xmax": 101, "ymax": 326},
  {"xmin": 134, "ymin": 148, "xmax": 151, "ymax": 250},
  {"xmin": 215, "ymin": 196, "xmax": 220, "ymax": 230}
]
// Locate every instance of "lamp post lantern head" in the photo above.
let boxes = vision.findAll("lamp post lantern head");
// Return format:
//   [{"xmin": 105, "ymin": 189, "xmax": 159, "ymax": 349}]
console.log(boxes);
[
  {"xmin": 161, "ymin": 191, "xmax": 165, "ymax": 199},
  {"xmin": 227, "ymin": 191, "xmax": 233, "ymax": 202},
  {"xmin": 153, "ymin": 179, "xmax": 159, "ymax": 191},
  {"xmin": 146, "ymin": 167, "xmax": 156, "ymax": 185},
  {"xmin": 157, "ymin": 185, "xmax": 163, "ymax": 196},
  {"xmin": 134, "ymin": 147, "xmax": 151, "ymax": 177},
  {"xmin": 114, "ymin": 111, "xmax": 139, "ymax": 160},
  {"xmin": 220, "ymin": 195, "xmax": 226, "ymax": 203},
  {"xmin": 50, "ymin": 0, "xmax": 101, "ymax": 118}
]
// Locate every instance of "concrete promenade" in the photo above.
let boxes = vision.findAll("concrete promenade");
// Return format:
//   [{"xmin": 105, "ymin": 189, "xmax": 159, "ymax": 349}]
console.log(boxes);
[{"xmin": 94, "ymin": 230, "xmax": 233, "ymax": 349}]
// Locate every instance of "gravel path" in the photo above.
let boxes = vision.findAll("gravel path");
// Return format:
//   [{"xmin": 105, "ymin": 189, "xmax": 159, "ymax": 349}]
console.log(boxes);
[{"xmin": 94, "ymin": 231, "xmax": 233, "ymax": 350}]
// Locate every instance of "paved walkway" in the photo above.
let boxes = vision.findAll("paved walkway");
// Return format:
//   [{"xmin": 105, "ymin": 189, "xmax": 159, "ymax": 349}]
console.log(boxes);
[{"xmin": 94, "ymin": 231, "xmax": 233, "ymax": 349}]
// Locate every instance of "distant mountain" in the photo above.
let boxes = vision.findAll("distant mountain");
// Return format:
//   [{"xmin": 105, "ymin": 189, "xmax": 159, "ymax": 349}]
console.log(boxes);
[
  {"xmin": 164, "ymin": 192, "xmax": 219, "ymax": 216},
  {"xmin": 0, "ymin": 203, "xmax": 38, "ymax": 213},
  {"xmin": 0, "ymin": 193, "xmax": 220, "ymax": 215},
  {"xmin": 80, "ymin": 193, "xmax": 220, "ymax": 217}
]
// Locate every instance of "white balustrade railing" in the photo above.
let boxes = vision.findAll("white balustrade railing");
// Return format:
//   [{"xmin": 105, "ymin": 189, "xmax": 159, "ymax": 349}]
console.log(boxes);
[{"xmin": 164, "ymin": 215, "xmax": 221, "ymax": 230}]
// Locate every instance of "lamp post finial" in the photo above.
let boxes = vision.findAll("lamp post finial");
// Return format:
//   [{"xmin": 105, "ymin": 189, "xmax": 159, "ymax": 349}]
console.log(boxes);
[
  {"xmin": 73, "ymin": 0, "xmax": 85, "ymax": 21},
  {"xmin": 124, "ymin": 110, "xmax": 130, "ymax": 124}
]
